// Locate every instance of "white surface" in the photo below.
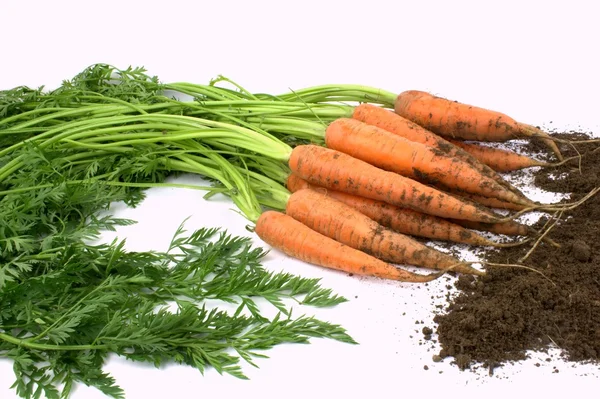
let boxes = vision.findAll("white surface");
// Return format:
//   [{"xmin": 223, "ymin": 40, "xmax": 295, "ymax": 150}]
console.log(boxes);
[{"xmin": 1, "ymin": 1, "xmax": 599, "ymax": 398}]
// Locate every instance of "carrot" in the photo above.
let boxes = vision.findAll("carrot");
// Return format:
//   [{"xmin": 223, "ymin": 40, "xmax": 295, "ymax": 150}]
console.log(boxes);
[
  {"xmin": 352, "ymin": 103, "xmax": 533, "ymax": 204},
  {"xmin": 288, "ymin": 144, "xmax": 502, "ymax": 223},
  {"xmin": 283, "ymin": 189, "xmax": 483, "ymax": 275},
  {"xmin": 286, "ymin": 174, "xmax": 515, "ymax": 248},
  {"xmin": 449, "ymin": 218, "xmax": 531, "ymax": 237},
  {"xmin": 446, "ymin": 139, "xmax": 558, "ymax": 172},
  {"xmin": 324, "ymin": 118, "xmax": 530, "ymax": 206},
  {"xmin": 255, "ymin": 210, "xmax": 441, "ymax": 282},
  {"xmin": 443, "ymin": 189, "xmax": 529, "ymax": 211},
  {"xmin": 394, "ymin": 90, "xmax": 563, "ymax": 161}
]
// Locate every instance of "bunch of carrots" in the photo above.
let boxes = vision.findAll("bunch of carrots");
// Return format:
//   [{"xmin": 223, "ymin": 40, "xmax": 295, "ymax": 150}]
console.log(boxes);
[
  {"xmin": 235, "ymin": 89, "xmax": 582, "ymax": 283},
  {"xmin": 4, "ymin": 65, "xmax": 596, "ymax": 285}
]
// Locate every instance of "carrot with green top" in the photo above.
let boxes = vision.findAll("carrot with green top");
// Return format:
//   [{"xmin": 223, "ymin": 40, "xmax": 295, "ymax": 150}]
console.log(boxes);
[
  {"xmin": 286, "ymin": 174, "xmax": 518, "ymax": 248},
  {"xmin": 255, "ymin": 211, "xmax": 443, "ymax": 282},
  {"xmin": 394, "ymin": 90, "xmax": 563, "ymax": 161}
]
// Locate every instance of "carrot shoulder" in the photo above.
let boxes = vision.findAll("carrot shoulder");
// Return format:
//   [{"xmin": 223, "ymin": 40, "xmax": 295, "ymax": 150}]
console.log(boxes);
[
  {"xmin": 255, "ymin": 210, "xmax": 440, "ymax": 282},
  {"xmin": 393, "ymin": 90, "xmax": 563, "ymax": 160},
  {"xmin": 324, "ymin": 118, "xmax": 529, "ymax": 205},
  {"xmin": 288, "ymin": 144, "xmax": 501, "ymax": 223}
]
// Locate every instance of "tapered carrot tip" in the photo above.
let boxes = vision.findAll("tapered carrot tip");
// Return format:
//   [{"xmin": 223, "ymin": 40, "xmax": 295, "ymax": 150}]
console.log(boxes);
[
  {"xmin": 518, "ymin": 123, "xmax": 564, "ymax": 161},
  {"xmin": 255, "ymin": 210, "xmax": 441, "ymax": 283}
]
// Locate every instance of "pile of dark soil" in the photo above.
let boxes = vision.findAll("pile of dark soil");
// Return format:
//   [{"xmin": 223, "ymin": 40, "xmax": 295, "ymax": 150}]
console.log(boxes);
[{"xmin": 433, "ymin": 133, "xmax": 600, "ymax": 373}]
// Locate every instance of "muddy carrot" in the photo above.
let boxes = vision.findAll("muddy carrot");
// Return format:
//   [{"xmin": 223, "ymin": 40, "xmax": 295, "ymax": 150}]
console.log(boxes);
[
  {"xmin": 286, "ymin": 174, "xmax": 514, "ymax": 248},
  {"xmin": 324, "ymin": 118, "xmax": 530, "ymax": 206},
  {"xmin": 284, "ymin": 188, "xmax": 484, "ymax": 275},
  {"xmin": 255, "ymin": 210, "xmax": 442, "ymax": 282},
  {"xmin": 446, "ymin": 139, "xmax": 560, "ymax": 172},
  {"xmin": 394, "ymin": 90, "xmax": 563, "ymax": 160},
  {"xmin": 449, "ymin": 218, "xmax": 531, "ymax": 237},
  {"xmin": 351, "ymin": 103, "xmax": 532, "ymax": 203},
  {"xmin": 288, "ymin": 145, "xmax": 502, "ymax": 223}
]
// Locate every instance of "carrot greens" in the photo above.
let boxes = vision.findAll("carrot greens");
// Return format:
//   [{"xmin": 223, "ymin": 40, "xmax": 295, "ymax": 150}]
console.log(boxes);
[{"xmin": 0, "ymin": 66, "xmax": 354, "ymax": 399}]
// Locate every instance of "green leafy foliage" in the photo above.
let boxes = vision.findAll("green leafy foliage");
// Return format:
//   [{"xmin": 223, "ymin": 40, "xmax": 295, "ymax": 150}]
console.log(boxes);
[{"xmin": 0, "ymin": 65, "xmax": 355, "ymax": 399}]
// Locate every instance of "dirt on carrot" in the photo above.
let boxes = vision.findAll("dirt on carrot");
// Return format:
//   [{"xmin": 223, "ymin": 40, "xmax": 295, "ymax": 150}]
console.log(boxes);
[{"xmin": 432, "ymin": 133, "xmax": 600, "ymax": 373}]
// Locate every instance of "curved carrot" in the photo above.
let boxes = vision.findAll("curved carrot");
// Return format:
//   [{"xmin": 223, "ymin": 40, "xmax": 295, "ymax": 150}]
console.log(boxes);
[
  {"xmin": 286, "ymin": 174, "xmax": 511, "ymax": 248},
  {"xmin": 446, "ymin": 139, "xmax": 556, "ymax": 172},
  {"xmin": 288, "ymin": 145, "xmax": 502, "ymax": 223},
  {"xmin": 255, "ymin": 210, "xmax": 441, "ymax": 282},
  {"xmin": 351, "ymin": 103, "xmax": 532, "ymax": 203},
  {"xmin": 324, "ymin": 118, "xmax": 530, "ymax": 206},
  {"xmin": 394, "ymin": 90, "xmax": 563, "ymax": 161},
  {"xmin": 285, "ymin": 188, "xmax": 483, "ymax": 275}
]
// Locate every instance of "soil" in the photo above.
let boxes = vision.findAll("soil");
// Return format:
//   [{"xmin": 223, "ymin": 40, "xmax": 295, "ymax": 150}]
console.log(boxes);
[{"xmin": 432, "ymin": 133, "xmax": 600, "ymax": 374}]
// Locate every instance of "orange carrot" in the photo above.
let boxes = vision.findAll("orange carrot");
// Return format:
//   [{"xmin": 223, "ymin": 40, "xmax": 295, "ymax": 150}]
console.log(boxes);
[
  {"xmin": 288, "ymin": 145, "xmax": 502, "ymax": 223},
  {"xmin": 444, "ymin": 189, "xmax": 529, "ymax": 211},
  {"xmin": 284, "ymin": 188, "xmax": 483, "ymax": 275},
  {"xmin": 352, "ymin": 103, "xmax": 532, "ymax": 203},
  {"xmin": 255, "ymin": 210, "xmax": 441, "ymax": 282},
  {"xmin": 286, "ymin": 174, "xmax": 513, "ymax": 247},
  {"xmin": 324, "ymin": 118, "xmax": 530, "ymax": 206},
  {"xmin": 449, "ymin": 218, "xmax": 531, "ymax": 237},
  {"xmin": 446, "ymin": 139, "xmax": 555, "ymax": 172},
  {"xmin": 394, "ymin": 90, "xmax": 563, "ymax": 160}
]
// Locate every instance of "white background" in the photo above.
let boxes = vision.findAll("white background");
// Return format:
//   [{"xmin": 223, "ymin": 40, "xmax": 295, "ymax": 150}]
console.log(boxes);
[{"xmin": 1, "ymin": 1, "xmax": 599, "ymax": 398}]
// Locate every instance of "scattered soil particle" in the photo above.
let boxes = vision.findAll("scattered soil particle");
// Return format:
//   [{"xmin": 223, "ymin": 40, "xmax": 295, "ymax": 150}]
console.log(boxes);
[{"xmin": 433, "ymin": 133, "xmax": 600, "ymax": 373}]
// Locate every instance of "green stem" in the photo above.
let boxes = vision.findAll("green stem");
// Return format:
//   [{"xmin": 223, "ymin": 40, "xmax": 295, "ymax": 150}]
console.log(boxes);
[
  {"xmin": 0, "ymin": 179, "xmax": 222, "ymax": 197},
  {"xmin": 29, "ymin": 278, "xmax": 113, "ymax": 343},
  {"xmin": 271, "ymin": 84, "xmax": 397, "ymax": 107},
  {"xmin": 0, "ymin": 332, "xmax": 109, "ymax": 351},
  {"xmin": 0, "ymin": 114, "xmax": 293, "ymax": 182},
  {"xmin": 165, "ymin": 82, "xmax": 244, "ymax": 101}
]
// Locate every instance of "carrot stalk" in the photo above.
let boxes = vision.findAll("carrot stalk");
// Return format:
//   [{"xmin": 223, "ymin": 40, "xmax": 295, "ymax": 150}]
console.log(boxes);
[
  {"xmin": 255, "ymin": 211, "xmax": 442, "ymax": 282},
  {"xmin": 393, "ymin": 90, "xmax": 563, "ymax": 161}
]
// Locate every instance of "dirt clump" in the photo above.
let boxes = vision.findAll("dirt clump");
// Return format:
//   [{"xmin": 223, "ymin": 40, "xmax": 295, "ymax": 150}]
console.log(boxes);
[{"xmin": 433, "ymin": 133, "xmax": 600, "ymax": 373}]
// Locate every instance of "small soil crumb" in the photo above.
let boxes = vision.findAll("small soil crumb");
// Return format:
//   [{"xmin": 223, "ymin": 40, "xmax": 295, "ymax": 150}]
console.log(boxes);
[
  {"xmin": 422, "ymin": 326, "xmax": 433, "ymax": 335},
  {"xmin": 424, "ymin": 365, "xmax": 429, "ymax": 370},
  {"xmin": 571, "ymin": 240, "xmax": 591, "ymax": 262},
  {"xmin": 432, "ymin": 354, "xmax": 443, "ymax": 363},
  {"xmin": 455, "ymin": 354, "xmax": 472, "ymax": 370}
]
